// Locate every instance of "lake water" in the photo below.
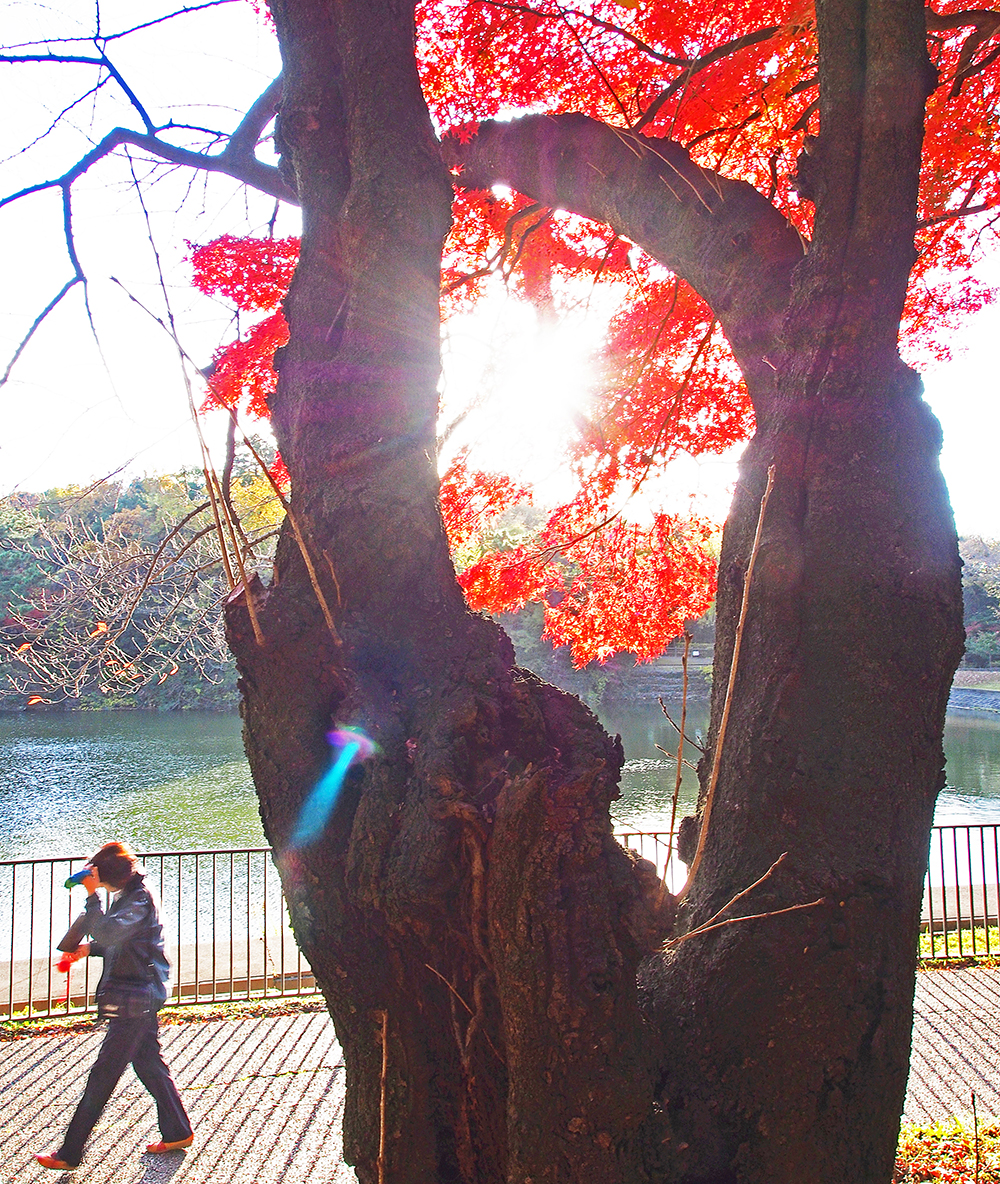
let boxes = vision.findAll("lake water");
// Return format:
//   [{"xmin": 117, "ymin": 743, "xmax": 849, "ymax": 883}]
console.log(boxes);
[{"xmin": 1, "ymin": 702, "xmax": 998, "ymax": 861}]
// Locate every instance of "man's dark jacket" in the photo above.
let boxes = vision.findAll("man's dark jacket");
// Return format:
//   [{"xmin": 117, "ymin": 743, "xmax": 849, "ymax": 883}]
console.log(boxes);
[{"xmin": 83, "ymin": 872, "xmax": 170, "ymax": 1015}]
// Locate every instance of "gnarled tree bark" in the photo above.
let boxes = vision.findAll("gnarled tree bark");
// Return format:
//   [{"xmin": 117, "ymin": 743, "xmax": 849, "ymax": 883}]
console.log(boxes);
[{"xmin": 226, "ymin": 2, "xmax": 668, "ymax": 1183}]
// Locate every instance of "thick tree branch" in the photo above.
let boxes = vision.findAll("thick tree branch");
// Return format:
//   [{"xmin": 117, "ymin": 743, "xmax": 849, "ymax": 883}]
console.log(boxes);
[
  {"xmin": 445, "ymin": 113, "xmax": 804, "ymax": 389},
  {"xmin": 926, "ymin": 5, "xmax": 1000, "ymax": 94},
  {"xmin": 917, "ymin": 200, "xmax": 991, "ymax": 227},
  {"xmin": 223, "ymin": 75, "xmax": 283, "ymax": 161}
]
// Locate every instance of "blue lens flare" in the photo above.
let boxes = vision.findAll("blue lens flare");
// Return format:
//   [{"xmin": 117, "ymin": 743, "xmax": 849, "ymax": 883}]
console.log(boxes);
[{"xmin": 289, "ymin": 727, "xmax": 377, "ymax": 848}]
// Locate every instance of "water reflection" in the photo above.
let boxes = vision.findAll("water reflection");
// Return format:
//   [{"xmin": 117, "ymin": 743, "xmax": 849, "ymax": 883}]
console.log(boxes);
[
  {"xmin": 936, "ymin": 712, "xmax": 1000, "ymax": 823},
  {"xmin": 599, "ymin": 701, "xmax": 1000, "ymax": 828},
  {"xmin": 1, "ymin": 701, "xmax": 999, "ymax": 860},
  {"xmin": 600, "ymin": 700, "xmax": 710, "ymax": 831},
  {"xmin": 0, "ymin": 713, "xmax": 261, "ymax": 861}
]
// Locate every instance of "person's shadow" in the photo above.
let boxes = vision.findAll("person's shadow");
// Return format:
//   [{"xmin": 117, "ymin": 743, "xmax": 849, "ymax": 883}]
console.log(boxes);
[{"xmin": 134, "ymin": 1149, "xmax": 189, "ymax": 1183}]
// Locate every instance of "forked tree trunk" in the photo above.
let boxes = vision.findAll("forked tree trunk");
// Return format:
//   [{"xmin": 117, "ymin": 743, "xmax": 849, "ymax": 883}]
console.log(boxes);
[
  {"xmin": 226, "ymin": 2, "xmax": 668, "ymax": 1182},
  {"xmin": 224, "ymin": 0, "xmax": 965, "ymax": 1181}
]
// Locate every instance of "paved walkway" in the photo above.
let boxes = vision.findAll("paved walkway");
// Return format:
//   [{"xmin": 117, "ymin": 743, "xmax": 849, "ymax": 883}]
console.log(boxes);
[
  {"xmin": 1, "ymin": 1012, "xmax": 352, "ymax": 1184},
  {"xmin": 2, "ymin": 969, "xmax": 999, "ymax": 1182},
  {"xmin": 906, "ymin": 966, "xmax": 1000, "ymax": 1123}
]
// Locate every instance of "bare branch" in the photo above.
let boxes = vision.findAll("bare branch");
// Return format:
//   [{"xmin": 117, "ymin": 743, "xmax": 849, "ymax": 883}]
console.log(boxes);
[
  {"xmin": 61, "ymin": 184, "xmax": 84, "ymax": 280},
  {"xmin": 0, "ymin": 277, "xmax": 81, "ymax": 387},
  {"xmin": 0, "ymin": 48, "xmax": 156, "ymax": 131},
  {"xmin": 0, "ymin": 181, "xmax": 89, "ymax": 387},
  {"xmin": 95, "ymin": 48, "xmax": 156, "ymax": 133},
  {"xmin": 1, "ymin": 121, "xmax": 296, "ymax": 215},
  {"xmin": 657, "ymin": 698, "xmax": 706, "ymax": 753},
  {"xmin": 4, "ymin": 1, "xmax": 239, "ymax": 49},
  {"xmin": 0, "ymin": 52, "xmax": 106, "ymax": 66},
  {"xmin": 1, "ymin": 77, "xmax": 111, "ymax": 166}
]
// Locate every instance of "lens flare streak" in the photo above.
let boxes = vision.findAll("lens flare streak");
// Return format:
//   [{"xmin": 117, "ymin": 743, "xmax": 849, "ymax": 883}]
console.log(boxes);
[{"xmin": 289, "ymin": 728, "xmax": 376, "ymax": 848}]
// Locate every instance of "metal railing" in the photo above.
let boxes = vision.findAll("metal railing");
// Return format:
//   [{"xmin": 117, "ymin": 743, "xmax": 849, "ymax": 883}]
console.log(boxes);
[
  {"xmin": 1, "ymin": 848, "xmax": 317, "ymax": 1020},
  {"xmin": 617, "ymin": 823, "xmax": 1000, "ymax": 964},
  {"xmin": 3, "ymin": 824, "xmax": 997, "ymax": 1019},
  {"xmin": 922, "ymin": 823, "xmax": 1000, "ymax": 960}
]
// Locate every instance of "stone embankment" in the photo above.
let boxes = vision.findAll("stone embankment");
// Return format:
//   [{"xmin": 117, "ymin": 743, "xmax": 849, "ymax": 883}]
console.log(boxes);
[
  {"xmin": 948, "ymin": 687, "xmax": 1000, "ymax": 713},
  {"xmin": 605, "ymin": 665, "xmax": 1000, "ymax": 712},
  {"xmin": 602, "ymin": 667, "xmax": 712, "ymax": 705}
]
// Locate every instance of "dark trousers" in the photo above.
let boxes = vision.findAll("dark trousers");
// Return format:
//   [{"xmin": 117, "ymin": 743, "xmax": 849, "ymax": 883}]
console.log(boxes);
[{"xmin": 58, "ymin": 1013, "xmax": 191, "ymax": 1166}]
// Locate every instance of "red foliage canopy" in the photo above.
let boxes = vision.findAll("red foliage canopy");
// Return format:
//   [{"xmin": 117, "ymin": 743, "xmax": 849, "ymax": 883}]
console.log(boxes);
[{"xmin": 194, "ymin": 0, "xmax": 999, "ymax": 663}]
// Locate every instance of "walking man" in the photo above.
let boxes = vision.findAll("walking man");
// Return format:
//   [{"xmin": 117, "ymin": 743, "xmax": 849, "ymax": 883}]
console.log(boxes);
[{"xmin": 36, "ymin": 842, "xmax": 192, "ymax": 1171}]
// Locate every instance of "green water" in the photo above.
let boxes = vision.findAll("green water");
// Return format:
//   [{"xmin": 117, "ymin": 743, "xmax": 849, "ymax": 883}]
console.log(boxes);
[
  {"xmin": 1, "ymin": 702, "xmax": 997, "ymax": 860},
  {"xmin": 0, "ymin": 712, "xmax": 261, "ymax": 860}
]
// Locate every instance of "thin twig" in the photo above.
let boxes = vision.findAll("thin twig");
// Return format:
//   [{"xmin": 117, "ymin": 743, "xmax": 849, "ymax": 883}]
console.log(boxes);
[
  {"xmin": 211, "ymin": 470, "xmax": 265, "ymax": 646},
  {"xmin": 679, "ymin": 463, "xmax": 776, "ymax": 900},
  {"xmin": 665, "ymin": 631, "xmax": 692, "ymax": 873},
  {"xmin": 424, "ymin": 963, "xmax": 504, "ymax": 1064},
  {"xmin": 424, "ymin": 962, "xmax": 473, "ymax": 1016},
  {"xmin": 0, "ymin": 277, "xmax": 81, "ymax": 387},
  {"xmin": 658, "ymin": 698, "xmax": 706, "ymax": 753},
  {"xmin": 664, "ymin": 897, "xmax": 825, "ymax": 947},
  {"xmin": 654, "ymin": 745, "xmax": 699, "ymax": 772},
  {"xmin": 378, "ymin": 1010, "xmax": 388, "ymax": 1184},
  {"xmin": 227, "ymin": 417, "xmax": 342, "ymax": 646},
  {"xmin": 973, "ymin": 1090, "xmax": 980, "ymax": 1184},
  {"xmin": 694, "ymin": 852, "xmax": 788, "ymax": 935}
]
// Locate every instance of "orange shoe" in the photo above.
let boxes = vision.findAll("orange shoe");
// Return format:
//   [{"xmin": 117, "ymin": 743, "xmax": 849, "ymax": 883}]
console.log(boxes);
[
  {"xmin": 36, "ymin": 1155, "xmax": 79, "ymax": 1171},
  {"xmin": 145, "ymin": 1135, "xmax": 193, "ymax": 1153}
]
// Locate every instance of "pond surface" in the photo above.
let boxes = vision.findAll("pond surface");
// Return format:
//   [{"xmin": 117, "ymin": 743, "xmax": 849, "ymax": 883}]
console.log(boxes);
[
  {"xmin": 1, "ymin": 701, "xmax": 998, "ymax": 860},
  {"xmin": 0, "ymin": 712, "xmax": 259, "ymax": 860}
]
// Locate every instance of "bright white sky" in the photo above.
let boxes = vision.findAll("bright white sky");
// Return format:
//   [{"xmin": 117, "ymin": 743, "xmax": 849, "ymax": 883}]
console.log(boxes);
[{"xmin": 1, "ymin": 0, "xmax": 998, "ymax": 539}]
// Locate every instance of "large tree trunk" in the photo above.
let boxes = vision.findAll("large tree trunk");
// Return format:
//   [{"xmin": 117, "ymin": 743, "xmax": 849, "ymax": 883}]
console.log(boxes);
[
  {"xmin": 224, "ymin": 0, "xmax": 964, "ymax": 1181},
  {"xmin": 225, "ymin": 2, "xmax": 668, "ymax": 1183},
  {"xmin": 640, "ymin": 379, "xmax": 962, "ymax": 1183},
  {"xmin": 642, "ymin": 0, "xmax": 964, "ymax": 1178}
]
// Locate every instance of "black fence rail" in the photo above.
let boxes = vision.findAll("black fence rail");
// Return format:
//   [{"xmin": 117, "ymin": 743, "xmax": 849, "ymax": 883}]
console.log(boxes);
[
  {"xmin": 0, "ymin": 848, "xmax": 316, "ymax": 1020},
  {"xmin": 3, "ymin": 825, "xmax": 996, "ymax": 1019},
  {"xmin": 617, "ymin": 824, "xmax": 1000, "ymax": 963},
  {"xmin": 923, "ymin": 823, "xmax": 1000, "ymax": 959}
]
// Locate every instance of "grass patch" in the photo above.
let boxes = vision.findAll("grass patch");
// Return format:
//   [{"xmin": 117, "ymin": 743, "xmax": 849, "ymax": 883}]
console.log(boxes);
[
  {"xmin": 0, "ymin": 995, "xmax": 327, "ymax": 1041},
  {"xmin": 896, "ymin": 1116, "xmax": 1000, "ymax": 1182},
  {"xmin": 919, "ymin": 926, "xmax": 1000, "ymax": 962}
]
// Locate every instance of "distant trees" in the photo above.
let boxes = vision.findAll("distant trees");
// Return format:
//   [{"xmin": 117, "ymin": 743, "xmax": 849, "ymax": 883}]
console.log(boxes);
[
  {"xmin": 0, "ymin": 457, "xmax": 282, "ymax": 709},
  {"xmin": 960, "ymin": 537, "xmax": 1000, "ymax": 666}
]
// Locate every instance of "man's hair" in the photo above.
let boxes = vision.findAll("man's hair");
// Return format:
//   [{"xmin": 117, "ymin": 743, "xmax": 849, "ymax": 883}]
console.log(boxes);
[{"xmin": 90, "ymin": 842, "xmax": 138, "ymax": 890}]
